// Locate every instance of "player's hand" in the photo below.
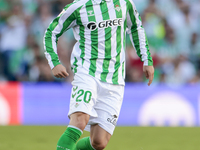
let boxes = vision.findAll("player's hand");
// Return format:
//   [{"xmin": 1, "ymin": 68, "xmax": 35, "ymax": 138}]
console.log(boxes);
[
  {"xmin": 143, "ymin": 65, "xmax": 154, "ymax": 86},
  {"xmin": 52, "ymin": 64, "xmax": 69, "ymax": 78}
]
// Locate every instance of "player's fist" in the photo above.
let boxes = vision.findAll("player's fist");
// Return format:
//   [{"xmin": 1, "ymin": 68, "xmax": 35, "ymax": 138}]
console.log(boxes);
[
  {"xmin": 52, "ymin": 64, "xmax": 69, "ymax": 78},
  {"xmin": 143, "ymin": 65, "xmax": 154, "ymax": 86}
]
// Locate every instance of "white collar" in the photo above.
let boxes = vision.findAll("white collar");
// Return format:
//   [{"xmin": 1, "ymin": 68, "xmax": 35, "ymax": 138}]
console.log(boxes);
[{"xmin": 92, "ymin": 0, "xmax": 111, "ymax": 4}]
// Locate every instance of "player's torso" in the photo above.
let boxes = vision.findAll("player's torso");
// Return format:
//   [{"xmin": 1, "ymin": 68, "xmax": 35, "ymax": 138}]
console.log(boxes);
[
  {"xmin": 73, "ymin": 0, "xmax": 128, "ymax": 56},
  {"xmin": 76, "ymin": 0, "xmax": 127, "ymax": 33},
  {"xmin": 71, "ymin": 0, "xmax": 128, "ymax": 85}
]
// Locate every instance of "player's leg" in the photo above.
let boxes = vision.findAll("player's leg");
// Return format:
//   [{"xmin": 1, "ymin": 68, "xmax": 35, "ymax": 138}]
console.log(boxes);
[
  {"xmin": 75, "ymin": 124, "xmax": 111, "ymax": 150},
  {"xmin": 75, "ymin": 136, "xmax": 95, "ymax": 150},
  {"xmin": 57, "ymin": 112, "xmax": 89, "ymax": 150},
  {"xmin": 90, "ymin": 124, "xmax": 111, "ymax": 150},
  {"xmin": 57, "ymin": 73, "xmax": 98, "ymax": 150},
  {"xmin": 76, "ymin": 80, "xmax": 124, "ymax": 150},
  {"xmin": 69, "ymin": 112, "xmax": 90, "ymax": 131},
  {"xmin": 81, "ymin": 80, "xmax": 124, "ymax": 150}
]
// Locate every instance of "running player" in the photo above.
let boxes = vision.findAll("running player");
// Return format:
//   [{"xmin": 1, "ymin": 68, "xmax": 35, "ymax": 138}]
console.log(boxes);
[{"xmin": 44, "ymin": 0, "xmax": 154, "ymax": 149}]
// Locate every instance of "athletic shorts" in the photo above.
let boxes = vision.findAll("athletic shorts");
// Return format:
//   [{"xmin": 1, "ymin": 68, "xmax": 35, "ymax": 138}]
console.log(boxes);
[{"xmin": 68, "ymin": 73, "xmax": 124, "ymax": 135}]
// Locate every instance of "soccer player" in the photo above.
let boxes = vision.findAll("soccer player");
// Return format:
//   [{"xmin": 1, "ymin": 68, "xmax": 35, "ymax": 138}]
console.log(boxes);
[{"xmin": 43, "ymin": 0, "xmax": 154, "ymax": 149}]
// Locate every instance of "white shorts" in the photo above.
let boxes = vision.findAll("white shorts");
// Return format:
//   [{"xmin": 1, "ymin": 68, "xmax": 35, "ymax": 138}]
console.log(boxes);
[{"xmin": 68, "ymin": 73, "xmax": 124, "ymax": 135}]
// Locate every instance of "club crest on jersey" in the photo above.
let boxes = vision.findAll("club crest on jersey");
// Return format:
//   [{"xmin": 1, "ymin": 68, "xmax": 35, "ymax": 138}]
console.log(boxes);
[
  {"xmin": 87, "ymin": 18, "xmax": 123, "ymax": 31},
  {"xmin": 115, "ymin": 5, "xmax": 121, "ymax": 12}
]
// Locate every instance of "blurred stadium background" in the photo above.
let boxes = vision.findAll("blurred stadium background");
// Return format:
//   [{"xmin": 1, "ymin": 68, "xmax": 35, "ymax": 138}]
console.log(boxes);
[{"xmin": 0, "ymin": 0, "xmax": 200, "ymax": 149}]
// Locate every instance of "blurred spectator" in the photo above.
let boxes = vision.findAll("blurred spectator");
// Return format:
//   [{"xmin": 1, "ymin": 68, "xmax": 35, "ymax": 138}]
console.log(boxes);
[
  {"xmin": 142, "ymin": 0, "xmax": 165, "ymax": 49},
  {"xmin": 0, "ymin": 2, "xmax": 27, "ymax": 80},
  {"xmin": 0, "ymin": 0, "xmax": 199, "ymax": 84},
  {"xmin": 167, "ymin": 1, "xmax": 198, "ymax": 55},
  {"xmin": 31, "ymin": 2, "xmax": 55, "ymax": 49},
  {"xmin": 163, "ymin": 55, "xmax": 196, "ymax": 85},
  {"xmin": 189, "ymin": 33, "xmax": 200, "ymax": 67}
]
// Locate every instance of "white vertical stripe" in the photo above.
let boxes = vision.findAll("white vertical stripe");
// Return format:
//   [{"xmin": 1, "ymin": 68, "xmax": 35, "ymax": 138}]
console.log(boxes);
[
  {"xmin": 119, "ymin": 0, "xmax": 127, "ymax": 83},
  {"xmin": 93, "ymin": 4, "xmax": 104, "ymax": 79},
  {"xmin": 51, "ymin": 32, "xmax": 58, "ymax": 54},
  {"xmin": 126, "ymin": 8, "xmax": 133, "ymax": 34},
  {"xmin": 78, "ymin": 5, "xmax": 92, "ymax": 73},
  {"xmin": 123, "ymin": 61, "xmax": 126, "ymax": 79},
  {"xmin": 72, "ymin": 24, "xmax": 81, "ymax": 62},
  {"xmin": 106, "ymin": 1, "xmax": 117, "ymax": 83},
  {"xmin": 73, "ymin": 26, "xmax": 80, "ymax": 41},
  {"xmin": 43, "ymin": 30, "xmax": 54, "ymax": 69},
  {"xmin": 127, "ymin": 12, "xmax": 136, "ymax": 50}
]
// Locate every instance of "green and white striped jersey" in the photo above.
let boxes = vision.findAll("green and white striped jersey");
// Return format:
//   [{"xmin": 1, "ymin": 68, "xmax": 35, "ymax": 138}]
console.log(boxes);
[{"xmin": 44, "ymin": 0, "xmax": 153, "ymax": 85}]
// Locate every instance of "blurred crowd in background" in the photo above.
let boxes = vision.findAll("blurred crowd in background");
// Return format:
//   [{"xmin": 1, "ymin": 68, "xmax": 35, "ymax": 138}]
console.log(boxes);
[{"xmin": 0, "ymin": 0, "xmax": 199, "ymax": 85}]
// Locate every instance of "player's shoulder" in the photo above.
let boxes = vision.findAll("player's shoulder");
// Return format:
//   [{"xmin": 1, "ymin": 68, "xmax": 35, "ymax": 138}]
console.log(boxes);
[
  {"xmin": 124, "ymin": 0, "xmax": 136, "ymax": 9},
  {"xmin": 113, "ymin": 0, "xmax": 135, "ymax": 8}
]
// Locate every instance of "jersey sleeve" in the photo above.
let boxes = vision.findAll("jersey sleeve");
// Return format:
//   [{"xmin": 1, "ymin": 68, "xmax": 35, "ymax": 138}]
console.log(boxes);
[
  {"xmin": 43, "ymin": 4, "xmax": 77, "ymax": 69},
  {"xmin": 126, "ymin": 1, "xmax": 153, "ymax": 66}
]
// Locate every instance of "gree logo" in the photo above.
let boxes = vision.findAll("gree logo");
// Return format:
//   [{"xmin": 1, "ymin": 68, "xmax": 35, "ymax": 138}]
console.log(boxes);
[
  {"xmin": 87, "ymin": 22, "xmax": 97, "ymax": 31},
  {"xmin": 87, "ymin": 18, "xmax": 123, "ymax": 31}
]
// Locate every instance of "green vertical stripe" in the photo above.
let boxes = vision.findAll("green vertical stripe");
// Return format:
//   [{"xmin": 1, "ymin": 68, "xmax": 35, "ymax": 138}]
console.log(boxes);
[
  {"xmin": 56, "ymin": 15, "xmax": 76, "ymax": 39},
  {"xmin": 56, "ymin": 7, "xmax": 83, "ymax": 39},
  {"xmin": 56, "ymin": 3, "xmax": 75, "ymax": 38},
  {"xmin": 138, "ymin": 15, "xmax": 152, "ymax": 65},
  {"xmin": 128, "ymin": 2, "xmax": 142, "ymax": 59},
  {"xmin": 124, "ymin": 1, "xmax": 128, "ymax": 51},
  {"xmin": 45, "ymin": 16, "xmax": 61, "ymax": 67},
  {"xmin": 86, "ymin": 0, "xmax": 98, "ymax": 77},
  {"xmin": 73, "ymin": 57, "xmax": 78, "ymax": 73},
  {"xmin": 112, "ymin": 1, "xmax": 122, "ymax": 84},
  {"xmin": 76, "ymin": 7, "xmax": 86, "ymax": 65},
  {"xmin": 129, "ymin": 2, "xmax": 152, "ymax": 65},
  {"xmin": 122, "ymin": 62, "xmax": 125, "ymax": 78},
  {"xmin": 100, "ymin": 2, "xmax": 111, "ymax": 82},
  {"xmin": 79, "ymin": 24, "xmax": 86, "ymax": 65},
  {"xmin": 145, "ymin": 33, "xmax": 153, "ymax": 65}
]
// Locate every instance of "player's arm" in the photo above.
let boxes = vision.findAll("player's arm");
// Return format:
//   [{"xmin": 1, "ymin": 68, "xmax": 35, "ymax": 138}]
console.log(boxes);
[
  {"xmin": 126, "ymin": 1, "xmax": 154, "ymax": 86},
  {"xmin": 43, "ymin": 4, "xmax": 77, "ymax": 78}
]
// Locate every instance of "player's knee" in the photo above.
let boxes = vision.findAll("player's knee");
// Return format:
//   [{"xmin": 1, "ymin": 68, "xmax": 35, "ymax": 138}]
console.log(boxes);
[
  {"xmin": 70, "ymin": 112, "xmax": 89, "ymax": 131},
  {"xmin": 91, "ymin": 138, "xmax": 107, "ymax": 150}
]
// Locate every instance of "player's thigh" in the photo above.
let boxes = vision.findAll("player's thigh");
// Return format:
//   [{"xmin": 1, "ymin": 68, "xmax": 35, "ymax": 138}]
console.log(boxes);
[{"xmin": 90, "ymin": 124, "xmax": 111, "ymax": 149}]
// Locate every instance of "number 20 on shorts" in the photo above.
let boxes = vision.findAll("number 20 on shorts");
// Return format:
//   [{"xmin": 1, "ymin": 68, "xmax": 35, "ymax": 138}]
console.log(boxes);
[{"xmin": 72, "ymin": 87, "xmax": 92, "ymax": 103}]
